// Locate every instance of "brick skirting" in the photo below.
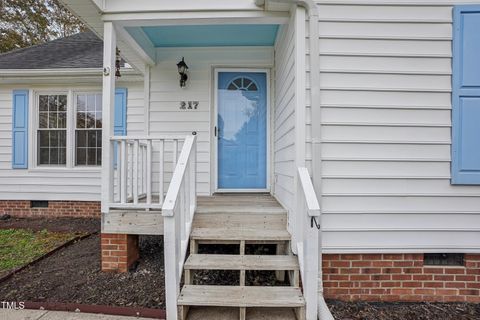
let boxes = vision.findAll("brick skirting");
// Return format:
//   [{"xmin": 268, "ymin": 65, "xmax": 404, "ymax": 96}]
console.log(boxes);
[
  {"xmin": 323, "ymin": 254, "xmax": 480, "ymax": 303},
  {"xmin": 101, "ymin": 233, "xmax": 140, "ymax": 272},
  {"xmin": 0, "ymin": 200, "xmax": 100, "ymax": 218}
]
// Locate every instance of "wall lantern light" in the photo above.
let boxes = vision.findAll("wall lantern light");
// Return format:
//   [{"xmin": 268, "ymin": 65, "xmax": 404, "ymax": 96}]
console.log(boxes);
[
  {"xmin": 115, "ymin": 48, "xmax": 122, "ymax": 78},
  {"xmin": 177, "ymin": 57, "xmax": 189, "ymax": 88}
]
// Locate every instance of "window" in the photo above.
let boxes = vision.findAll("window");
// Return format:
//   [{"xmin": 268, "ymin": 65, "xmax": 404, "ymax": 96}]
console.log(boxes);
[
  {"xmin": 452, "ymin": 6, "xmax": 480, "ymax": 184},
  {"xmin": 32, "ymin": 89, "xmax": 125, "ymax": 169},
  {"xmin": 75, "ymin": 94, "xmax": 102, "ymax": 166},
  {"xmin": 35, "ymin": 92, "xmax": 104, "ymax": 168},
  {"xmin": 37, "ymin": 94, "xmax": 67, "ymax": 165},
  {"xmin": 227, "ymin": 77, "xmax": 258, "ymax": 91}
]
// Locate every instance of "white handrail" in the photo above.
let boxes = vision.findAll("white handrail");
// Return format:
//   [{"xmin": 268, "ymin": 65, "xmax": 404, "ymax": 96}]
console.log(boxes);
[
  {"xmin": 108, "ymin": 136, "xmax": 183, "ymax": 210},
  {"xmin": 298, "ymin": 167, "xmax": 320, "ymax": 216},
  {"xmin": 162, "ymin": 134, "xmax": 197, "ymax": 320},
  {"xmin": 296, "ymin": 167, "xmax": 320, "ymax": 320},
  {"xmin": 111, "ymin": 135, "xmax": 186, "ymax": 140}
]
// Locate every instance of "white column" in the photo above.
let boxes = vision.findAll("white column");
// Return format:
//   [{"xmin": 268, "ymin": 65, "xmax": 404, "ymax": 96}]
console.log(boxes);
[
  {"xmin": 101, "ymin": 22, "xmax": 117, "ymax": 214},
  {"xmin": 292, "ymin": 6, "xmax": 307, "ymax": 253}
]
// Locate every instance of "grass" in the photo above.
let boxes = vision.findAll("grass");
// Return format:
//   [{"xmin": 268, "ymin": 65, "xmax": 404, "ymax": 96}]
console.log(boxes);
[{"xmin": 0, "ymin": 229, "xmax": 80, "ymax": 276}]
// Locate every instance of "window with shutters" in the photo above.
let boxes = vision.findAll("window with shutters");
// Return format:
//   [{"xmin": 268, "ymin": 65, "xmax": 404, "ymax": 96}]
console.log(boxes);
[
  {"xmin": 30, "ymin": 89, "xmax": 125, "ymax": 169},
  {"xmin": 34, "ymin": 91, "xmax": 104, "ymax": 167},
  {"xmin": 452, "ymin": 6, "xmax": 480, "ymax": 184}
]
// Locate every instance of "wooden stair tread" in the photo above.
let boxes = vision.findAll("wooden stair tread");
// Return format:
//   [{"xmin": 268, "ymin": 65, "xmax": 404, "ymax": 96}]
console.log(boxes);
[
  {"xmin": 195, "ymin": 206, "xmax": 286, "ymax": 214},
  {"xmin": 184, "ymin": 254, "xmax": 299, "ymax": 271},
  {"xmin": 190, "ymin": 228, "xmax": 291, "ymax": 241},
  {"xmin": 178, "ymin": 285, "xmax": 305, "ymax": 307}
]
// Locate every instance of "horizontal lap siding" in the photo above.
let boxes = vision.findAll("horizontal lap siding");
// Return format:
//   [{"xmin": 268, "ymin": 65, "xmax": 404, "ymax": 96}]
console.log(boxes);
[
  {"xmin": 314, "ymin": 2, "xmax": 480, "ymax": 252},
  {"xmin": 0, "ymin": 82, "xmax": 144, "ymax": 201},
  {"xmin": 274, "ymin": 19, "xmax": 296, "ymax": 214},
  {"xmin": 149, "ymin": 47, "xmax": 273, "ymax": 196}
]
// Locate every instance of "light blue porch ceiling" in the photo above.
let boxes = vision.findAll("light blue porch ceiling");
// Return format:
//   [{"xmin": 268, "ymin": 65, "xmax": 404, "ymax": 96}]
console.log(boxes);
[{"xmin": 127, "ymin": 25, "xmax": 279, "ymax": 47}]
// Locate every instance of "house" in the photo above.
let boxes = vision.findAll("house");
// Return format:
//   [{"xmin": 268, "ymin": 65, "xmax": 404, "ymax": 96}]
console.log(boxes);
[{"xmin": 1, "ymin": 0, "xmax": 480, "ymax": 319}]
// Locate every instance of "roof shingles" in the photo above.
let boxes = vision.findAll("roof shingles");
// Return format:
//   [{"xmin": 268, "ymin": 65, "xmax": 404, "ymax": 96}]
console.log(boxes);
[{"xmin": 0, "ymin": 32, "xmax": 103, "ymax": 69}]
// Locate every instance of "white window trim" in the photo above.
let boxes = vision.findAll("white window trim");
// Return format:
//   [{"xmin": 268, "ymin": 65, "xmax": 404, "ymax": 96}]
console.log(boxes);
[
  {"xmin": 28, "ymin": 89, "xmax": 102, "ymax": 172},
  {"xmin": 31, "ymin": 90, "xmax": 70, "ymax": 168},
  {"xmin": 73, "ymin": 91, "xmax": 103, "ymax": 167}
]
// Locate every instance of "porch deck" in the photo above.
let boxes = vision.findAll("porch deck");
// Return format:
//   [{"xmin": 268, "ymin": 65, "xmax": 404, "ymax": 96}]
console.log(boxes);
[{"xmin": 102, "ymin": 194, "xmax": 286, "ymax": 235}]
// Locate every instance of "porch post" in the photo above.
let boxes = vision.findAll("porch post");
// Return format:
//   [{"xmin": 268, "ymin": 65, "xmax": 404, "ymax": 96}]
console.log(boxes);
[
  {"xmin": 293, "ymin": 6, "xmax": 307, "ymax": 253},
  {"xmin": 101, "ymin": 22, "xmax": 117, "ymax": 214}
]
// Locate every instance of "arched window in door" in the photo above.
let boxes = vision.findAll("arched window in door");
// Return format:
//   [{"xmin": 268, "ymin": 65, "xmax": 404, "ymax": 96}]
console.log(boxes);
[{"xmin": 227, "ymin": 77, "xmax": 258, "ymax": 91}]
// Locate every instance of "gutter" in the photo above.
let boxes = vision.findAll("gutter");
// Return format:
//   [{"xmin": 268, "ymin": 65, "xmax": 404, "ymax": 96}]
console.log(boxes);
[
  {"xmin": 0, "ymin": 68, "xmax": 142, "ymax": 84},
  {"xmin": 0, "ymin": 68, "xmax": 104, "ymax": 77},
  {"xmin": 256, "ymin": 0, "xmax": 332, "ymax": 319},
  {"xmin": 0, "ymin": 68, "xmax": 140, "ymax": 77}
]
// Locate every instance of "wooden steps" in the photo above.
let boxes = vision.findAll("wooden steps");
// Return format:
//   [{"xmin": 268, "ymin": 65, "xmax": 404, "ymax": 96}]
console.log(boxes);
[
  {"xmin": 190, "ymin": 228, "xmax": 291, "ymax": 242},
  {"xmin": 178, "ymin": 285, "xmax": 305, "ymax": 308},
  {"xmin": 185, "ymin": 254, "xmax": 299, "ymax": 271},
  {"xmin": 178, "ymin": 194, "xmax": 305, "ymax": 320}
]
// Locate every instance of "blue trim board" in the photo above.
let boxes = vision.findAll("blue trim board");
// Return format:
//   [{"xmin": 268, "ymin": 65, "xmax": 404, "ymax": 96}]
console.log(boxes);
[
  {"xmin": 127, "ymin": 25, "xmax": 279, "ymax": 48},
  {"xmin": 451, "ymin": 6, "xmax": 480, "ymax": 184},
  {"xmin": 114, "ymin": 88, "xmax": 127, "ymax": 136}
]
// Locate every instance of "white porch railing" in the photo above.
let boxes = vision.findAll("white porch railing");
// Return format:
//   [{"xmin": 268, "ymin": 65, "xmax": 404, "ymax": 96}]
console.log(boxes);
[
  {"xmin": 296, "ymin": 167, "xmax": 320, "ymax": 320},
  {"xmin": 109, "ymin": 135, "xmax": 184, "ymax": 210},
  {"xmin": 162, "ymin": 134, "xmax": 197, "ymax": 320}
]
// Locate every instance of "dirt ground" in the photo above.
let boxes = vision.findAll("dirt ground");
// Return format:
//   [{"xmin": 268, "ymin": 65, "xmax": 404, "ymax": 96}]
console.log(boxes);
[
  {"xmin": 328, "ymin": 300, "xmax": 480, "ymax": 320},
  {"xmin": 0, "ymin": 216, "xmax": 100, "ymax": 233},
  {"xmin": 0, "ymin": 234, "xmax": 165, "ymax": 309}
]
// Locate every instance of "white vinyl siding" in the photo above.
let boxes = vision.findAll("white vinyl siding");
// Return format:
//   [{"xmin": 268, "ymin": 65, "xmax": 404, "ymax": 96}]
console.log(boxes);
[
  {"xmin": 312, "ymin": 1, "xmax": 480, "ymax": 253},
  {"xmin": 273, "ymin": 14, "xmax": 296, "ymax": 215},
  {"xmin": 0, "ymin": 81, "xmax": 144, "ymax": 201}
]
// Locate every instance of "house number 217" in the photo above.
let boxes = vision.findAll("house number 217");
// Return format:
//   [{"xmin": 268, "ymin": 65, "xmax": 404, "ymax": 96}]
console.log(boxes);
[{"xmin": 180, "ymin": 101, "xmax": 199, "ymax": 110}]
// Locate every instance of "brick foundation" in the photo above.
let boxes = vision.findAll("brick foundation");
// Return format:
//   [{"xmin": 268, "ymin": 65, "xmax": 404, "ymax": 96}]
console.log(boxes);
[
  {"xmin": 323, "ymin": 254, "xmax": 480, "ymax": 303},
  {"xmin": 101, "ymin": 233, "xmax": 140, "ymax": 272},
  {"xmin": 0, "ymin": 200, "xmax": 100, "ymax": 218}
]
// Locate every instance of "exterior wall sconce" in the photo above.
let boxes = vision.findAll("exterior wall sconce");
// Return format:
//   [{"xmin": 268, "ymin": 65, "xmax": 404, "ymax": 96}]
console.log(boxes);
[
  {"xmin": 115, "ymin": 48, "xmax": 122, "ymax": 78},
  {"xmin": 177, "ymin": 57, "xmax": 189, "ymax": 88}
]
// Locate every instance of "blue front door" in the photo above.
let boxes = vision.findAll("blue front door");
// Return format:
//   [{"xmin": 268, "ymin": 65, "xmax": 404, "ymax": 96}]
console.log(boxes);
[{"xmin": 217, "ymin": 72, "xmax": 267, "ymax": 189}]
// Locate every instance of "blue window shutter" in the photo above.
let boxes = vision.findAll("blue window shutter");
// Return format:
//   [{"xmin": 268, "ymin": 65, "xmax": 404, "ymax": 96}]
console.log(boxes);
[
  {"xmin": 12, "ymin": 90, "xmax": 29, "ymax": 169},
  {"xmin": 113, "ymin": 88, "xmax": 127, "ymax": 167},
  {"xmin": 452, "ymin": 6, "xmax": 480, "ymax": 184},
  {"xmin": 114, "ymin": 88, "xmax": 127, "ymax": 136}
]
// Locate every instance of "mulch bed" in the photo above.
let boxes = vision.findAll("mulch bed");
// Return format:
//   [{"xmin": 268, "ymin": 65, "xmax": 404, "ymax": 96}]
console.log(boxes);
[
  {"xmin": 0, "ymin": 234, "xmax": 165, "ymax": 309},
  {"xmin": 328, "ymin": 300, "xmax": 480, "ymax": 320}
]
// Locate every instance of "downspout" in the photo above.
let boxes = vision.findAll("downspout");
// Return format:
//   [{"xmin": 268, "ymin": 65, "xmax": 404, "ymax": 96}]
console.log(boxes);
[{"xmin": 255, "ymin": 0, "xmax": 332, "ymax": 319}]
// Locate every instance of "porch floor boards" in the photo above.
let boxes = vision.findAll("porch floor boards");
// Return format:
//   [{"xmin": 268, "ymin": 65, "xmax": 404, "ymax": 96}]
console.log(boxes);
[
  {"xmin": 196, "ymin": 194, "xmax": 286, "ymax": 215},
  {"xmin": 112, "ymin": 193, "xmax": 285, "ymax": 212},
  {"xmin": 104, "ymin": 194, "xmax": 287, "ymax": 236}
]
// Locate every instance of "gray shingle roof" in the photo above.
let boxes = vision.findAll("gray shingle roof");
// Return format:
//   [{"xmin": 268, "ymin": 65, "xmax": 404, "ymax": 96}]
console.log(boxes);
[{"xmin": 0, "ymin": 32, "xmax": 103, "ymax": 69}]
